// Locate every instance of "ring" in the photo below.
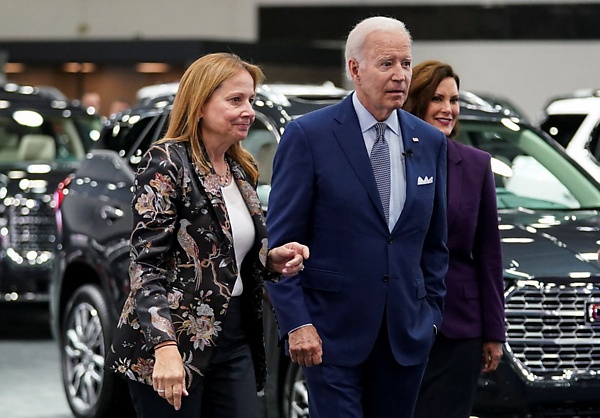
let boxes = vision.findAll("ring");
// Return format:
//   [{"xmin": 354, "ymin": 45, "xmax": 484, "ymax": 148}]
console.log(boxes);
[
  {"xmin": 157, "ymin": 389, "xmax": 165, "ymax": 393},
  {"xmin": 300, "ymin": 264, "xmax": 305, "ymax": 271}
]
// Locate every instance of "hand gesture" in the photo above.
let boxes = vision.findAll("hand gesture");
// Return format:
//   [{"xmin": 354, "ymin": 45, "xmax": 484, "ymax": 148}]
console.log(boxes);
[{"xmin": 268, "ymin": 242, "xmax": 310, "ymax": 276}]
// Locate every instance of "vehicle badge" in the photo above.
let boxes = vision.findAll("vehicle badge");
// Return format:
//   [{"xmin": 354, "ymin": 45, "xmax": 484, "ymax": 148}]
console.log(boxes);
[{"xmin": 585, "ymin": 300, "xmax": 600, "ymax": 326}]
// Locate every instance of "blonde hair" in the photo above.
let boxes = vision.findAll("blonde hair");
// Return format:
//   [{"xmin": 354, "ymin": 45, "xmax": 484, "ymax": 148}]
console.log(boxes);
[{"xmin": 162, "ymin": 52, "xmax": 265, "ymax": 184}]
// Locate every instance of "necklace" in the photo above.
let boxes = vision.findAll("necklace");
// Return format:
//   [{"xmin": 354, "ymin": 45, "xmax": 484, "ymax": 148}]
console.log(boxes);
[{"xmin": 215, "ymin": 163, "xmax": 231, "ymax": 186}]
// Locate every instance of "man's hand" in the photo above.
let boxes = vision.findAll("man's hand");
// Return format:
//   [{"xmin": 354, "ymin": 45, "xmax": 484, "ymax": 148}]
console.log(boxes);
[
  {"xmin": 481, "ymin": 341, "xmax": 503, "ymax": 373},
  {"xmin": 289, "ymin": 325, "xmax": 323, "ymax": 367}
]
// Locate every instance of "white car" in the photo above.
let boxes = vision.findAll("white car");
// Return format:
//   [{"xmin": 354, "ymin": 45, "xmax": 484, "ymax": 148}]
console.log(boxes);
[{"xmin": 539, "ymin": 90, "xmax": 600, "ymax": 182}]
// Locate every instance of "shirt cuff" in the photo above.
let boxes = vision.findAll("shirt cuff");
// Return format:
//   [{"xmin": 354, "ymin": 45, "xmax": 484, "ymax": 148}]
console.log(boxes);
[{"xmin": 288, "ymin": 323, "xmax": 313, "ymax": 336}]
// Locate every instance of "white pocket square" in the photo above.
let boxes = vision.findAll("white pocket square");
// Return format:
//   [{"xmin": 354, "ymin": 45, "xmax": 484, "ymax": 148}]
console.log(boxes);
[{"xmin": 417, "ymin": 176, "xmax": 433, "ymax": 185}]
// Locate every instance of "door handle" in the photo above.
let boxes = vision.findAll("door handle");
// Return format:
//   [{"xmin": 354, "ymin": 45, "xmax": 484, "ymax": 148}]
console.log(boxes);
[{"xmin": 100, "ymin": 205, "xmax": 124, "ymax": 221}]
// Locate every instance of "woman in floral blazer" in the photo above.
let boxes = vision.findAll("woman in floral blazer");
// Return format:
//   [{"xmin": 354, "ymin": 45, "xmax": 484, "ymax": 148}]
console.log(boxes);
[{"xmin": 105, "ymin": 53, "xmax": 308, "ymax": 418}]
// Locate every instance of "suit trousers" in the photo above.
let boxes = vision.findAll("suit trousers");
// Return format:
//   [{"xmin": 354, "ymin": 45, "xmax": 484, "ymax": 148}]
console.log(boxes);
[
  {"xmin": 303, "ymin": 320, "xmax": 427, "ymax": 418},
  {"xmin": 128, "ymin": 296, "xmax": 259, "ymax": 418},
  {"xmin": 413, "ymin": 334, "xmax": 483, "ymax": 418}
]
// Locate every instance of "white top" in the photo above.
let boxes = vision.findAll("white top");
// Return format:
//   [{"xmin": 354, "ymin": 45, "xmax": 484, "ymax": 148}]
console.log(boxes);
[
  {"xmin": 221, "ymin": 180, "xmax": 255, "ymax": 297},
  {"xmin": 352, "ymin": 92, "xmax": 406, "ymax": 230}
]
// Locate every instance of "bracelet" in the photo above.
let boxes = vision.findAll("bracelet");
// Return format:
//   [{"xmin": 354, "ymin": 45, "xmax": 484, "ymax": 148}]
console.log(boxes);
[{"xmin": 155, "ymin": 341, "xmax": 178, "ymax": 350}]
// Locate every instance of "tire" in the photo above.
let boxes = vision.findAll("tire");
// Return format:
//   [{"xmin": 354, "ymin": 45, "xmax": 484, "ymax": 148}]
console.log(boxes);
[
  {"xmin": 60, "ymin": 284, "xmax": 134, "ymax": 418},
  {"xmin": 282, "ymin": 361, "xmax": 310, "ymax": 418}
]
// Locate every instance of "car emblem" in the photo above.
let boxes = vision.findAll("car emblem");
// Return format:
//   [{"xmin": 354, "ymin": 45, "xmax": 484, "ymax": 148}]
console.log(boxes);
[{"xmin": 585, "ymin": 300, "xmax": 600, "ymax": 325}]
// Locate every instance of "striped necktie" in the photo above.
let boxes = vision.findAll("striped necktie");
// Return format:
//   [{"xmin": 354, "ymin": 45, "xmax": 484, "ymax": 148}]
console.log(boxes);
[{"xmin": 370, "ymin": 122, "xmax": 391, "ymax": 221}]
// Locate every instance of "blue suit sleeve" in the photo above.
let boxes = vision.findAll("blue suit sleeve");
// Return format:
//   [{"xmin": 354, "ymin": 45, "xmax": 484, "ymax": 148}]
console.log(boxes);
[{"xmin": 265, "ymin": 121, "xmax": 315, "ymax": 338}]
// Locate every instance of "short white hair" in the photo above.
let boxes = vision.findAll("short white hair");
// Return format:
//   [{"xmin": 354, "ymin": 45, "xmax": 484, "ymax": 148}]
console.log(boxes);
[{"xmin": 344, "ymin": 16, "xmax": 412, "ymax": 81}]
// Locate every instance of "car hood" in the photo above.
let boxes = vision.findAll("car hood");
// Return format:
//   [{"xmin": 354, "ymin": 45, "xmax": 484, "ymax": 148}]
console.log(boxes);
[{"xmin": 499, "ymin": 209, "xmax": 600, "ymax": 280}]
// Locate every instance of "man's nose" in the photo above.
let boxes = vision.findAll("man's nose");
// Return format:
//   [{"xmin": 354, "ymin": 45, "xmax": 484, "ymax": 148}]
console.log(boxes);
[{"xmin": 391, "ymin": 64, "xmax": 405, "ymax": 81}]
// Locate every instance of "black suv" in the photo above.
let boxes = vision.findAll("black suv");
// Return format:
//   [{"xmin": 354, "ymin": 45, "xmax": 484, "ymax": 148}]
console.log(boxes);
[
  {"xmin": 52, "ymin": 85, "xmax": 600, "ymax": 418},
  {"xmin": 0, "ymin": 82, "xmax": 101, "ymax": 303}
]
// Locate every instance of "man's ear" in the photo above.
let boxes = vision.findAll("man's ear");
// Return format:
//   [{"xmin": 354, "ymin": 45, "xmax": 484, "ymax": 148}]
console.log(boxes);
[{"xmin": 348, "ymin": 59, "xmax": 360, "ymax": 83}]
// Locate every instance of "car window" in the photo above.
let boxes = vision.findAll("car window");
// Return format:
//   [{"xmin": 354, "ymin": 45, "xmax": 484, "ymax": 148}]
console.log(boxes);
[
  {"xmin": 241, "ymin": 113, "xmax": 279, "ymax": 211},
  {"xmin": 0, "ymin": 111, "xmax": 100, "ymax": 163},
  {"xmin": 100, "ymin": 114, "xmax": 166, "ymax": 168},
  {"xmin": 587, "ymin": 122, "xmax": 600, "ymax": 163},
  {"xmin": 456, "ymin": 119, "xmax": 600, "ymax": 210},
  {"xmin": 540, "ymin": 114, "xmax": 587, "ymax": 148}
]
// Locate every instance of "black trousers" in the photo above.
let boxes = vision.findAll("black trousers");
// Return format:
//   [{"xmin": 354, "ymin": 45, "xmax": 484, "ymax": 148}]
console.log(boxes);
[
  {"xmin": 413, "ymin": 334, "xmax": 482, "ymax": 418},
  {"xmin": 128, "ymin": 296, "xmax": 259, "ymax": 418}
]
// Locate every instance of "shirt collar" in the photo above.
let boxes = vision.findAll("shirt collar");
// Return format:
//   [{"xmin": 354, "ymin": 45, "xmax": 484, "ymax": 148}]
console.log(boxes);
[{"xmin": 351, "ymin": 92, "xmax": 400, "ymax": 136}]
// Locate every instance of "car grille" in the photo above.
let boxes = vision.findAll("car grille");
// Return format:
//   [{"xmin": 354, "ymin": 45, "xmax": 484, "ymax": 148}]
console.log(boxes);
[
  {"xmin": 7, "ymin": 199, "xmax": 56, "ymax": 257},
  {"xmin": 505, "ymin": 280, "xmax": 600, "ymax": 380}
]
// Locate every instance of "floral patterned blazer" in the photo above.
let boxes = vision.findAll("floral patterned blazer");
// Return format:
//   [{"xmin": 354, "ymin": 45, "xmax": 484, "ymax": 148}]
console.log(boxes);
[{"xmin": 105, "ymin": 140, "xmax": 277, "ymax": 391}]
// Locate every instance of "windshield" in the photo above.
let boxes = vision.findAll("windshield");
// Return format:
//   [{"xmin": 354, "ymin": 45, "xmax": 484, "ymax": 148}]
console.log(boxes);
[
  {"xmin": 0, "ymin": 109, "xmax": 101, "ymax": 163},
  {"xmin": 455, "ymin": 119, "xmax": 600, "ymax": 210}
]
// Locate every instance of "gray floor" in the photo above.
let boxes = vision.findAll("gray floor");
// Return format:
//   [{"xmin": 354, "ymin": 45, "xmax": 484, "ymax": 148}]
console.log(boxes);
[{"xmin": 0, "ymin": 303, "xmax": 73, "ymax": 418}]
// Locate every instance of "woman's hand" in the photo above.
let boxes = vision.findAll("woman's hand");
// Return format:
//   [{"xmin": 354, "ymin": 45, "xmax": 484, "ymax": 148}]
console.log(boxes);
[
  {"xmin": 481, "ymin": 341, "xmax": 503, "ymax": 373},
  {"xmin": 267, "ymin": 242, "xmax": 310, "ymax": 276},
  {"xmin": 152, "ymin": 343, "xmax": 188, "ymax": 410}
]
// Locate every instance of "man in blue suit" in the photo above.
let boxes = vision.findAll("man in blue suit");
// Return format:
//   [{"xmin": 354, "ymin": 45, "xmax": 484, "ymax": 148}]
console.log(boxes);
[{"xmin": 266, "ymin": 16, "xmax": 449, "ymax": 418}]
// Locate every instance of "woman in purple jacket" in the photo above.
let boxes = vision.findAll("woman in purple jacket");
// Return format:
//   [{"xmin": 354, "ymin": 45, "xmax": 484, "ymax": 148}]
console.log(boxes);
[{"xmin": 405, "ymin": 60, "xmax": 506, "ymax": 418}]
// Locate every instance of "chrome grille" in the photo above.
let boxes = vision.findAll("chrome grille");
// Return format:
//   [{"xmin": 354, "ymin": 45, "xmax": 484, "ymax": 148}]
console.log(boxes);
[
  {"xmin": 505, "ymin": 280, "xmax": 600, "ymax": 379},
  {"xmin": 8, "ymin": 199, "xmax": 56, "ymax": 254}
]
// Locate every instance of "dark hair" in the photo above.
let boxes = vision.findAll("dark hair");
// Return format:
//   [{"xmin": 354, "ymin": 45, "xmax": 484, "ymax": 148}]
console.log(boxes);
[{"xmin": 404, "ymin": 60, "xmax": 460, "ymax": 137}]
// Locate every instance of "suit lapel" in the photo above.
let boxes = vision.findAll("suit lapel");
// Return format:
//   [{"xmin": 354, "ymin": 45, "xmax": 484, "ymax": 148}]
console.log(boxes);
[{"xmin": 333, "ymin": 97, "xmax": 387, "ymax": 221}]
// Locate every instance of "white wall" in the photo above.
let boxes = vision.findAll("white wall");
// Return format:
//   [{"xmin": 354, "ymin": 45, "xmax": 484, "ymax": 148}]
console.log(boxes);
[
  {"xmin": 412, "ymin": 40, "xmax": 600, "ymax": 122},
  {"xmin": 1, "ymin": 1, "xmax": 599, "ymax": 119},
  {"xmin": 0, "ymin": 0, "xmax": 258, "ymax": 41}
]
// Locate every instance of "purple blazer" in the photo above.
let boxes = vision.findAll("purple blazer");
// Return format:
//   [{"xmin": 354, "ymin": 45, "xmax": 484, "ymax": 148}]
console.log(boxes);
[{"xmin": 442, "ymin": 139, "xmax": 505, "ymax": 342}]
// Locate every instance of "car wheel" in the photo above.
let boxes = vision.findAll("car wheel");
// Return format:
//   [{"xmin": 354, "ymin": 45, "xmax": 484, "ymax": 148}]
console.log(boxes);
[
  {"xmin": 60, "ymin": 284, "xmax": 133, "ymax": 418},
  {"xmin": 283, "ymin": 361, "xmax": 309, "ymax": 418}
]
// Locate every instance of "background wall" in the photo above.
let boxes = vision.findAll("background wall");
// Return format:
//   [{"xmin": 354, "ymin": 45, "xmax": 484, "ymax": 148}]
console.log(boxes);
[{"xmin": 1, "ymin": 0, "xmax": 599, "ymax": 121}]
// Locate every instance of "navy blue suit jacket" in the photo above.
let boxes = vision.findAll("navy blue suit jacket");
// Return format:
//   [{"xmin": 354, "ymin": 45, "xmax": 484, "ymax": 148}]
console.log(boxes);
[{"xmin": 266, "ymin": 95, "xmax": 449, "ymax": 366}]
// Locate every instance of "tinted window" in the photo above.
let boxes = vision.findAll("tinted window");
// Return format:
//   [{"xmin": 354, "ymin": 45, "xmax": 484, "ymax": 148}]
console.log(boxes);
[
  {"xmin": 587, "ymin": 122, "xmax": 600, "ymax": 162},
  {"xmin": 540, "ymin": 114, "xmax": 587, "ymax": 148},
  {"xmin": 0, "ymin": 111, "xmax": 101, "ymax": 163},
  {"xmin": 456, "ymin": 119, "xmax": 600, "ymax": 210},
  {"xmin": 242, "ymin": 116, "xmax": 279, "ymax": 186},
  {"xmin": 100, "ymin": 114, "xmax": 166, "ymax": 168}
]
